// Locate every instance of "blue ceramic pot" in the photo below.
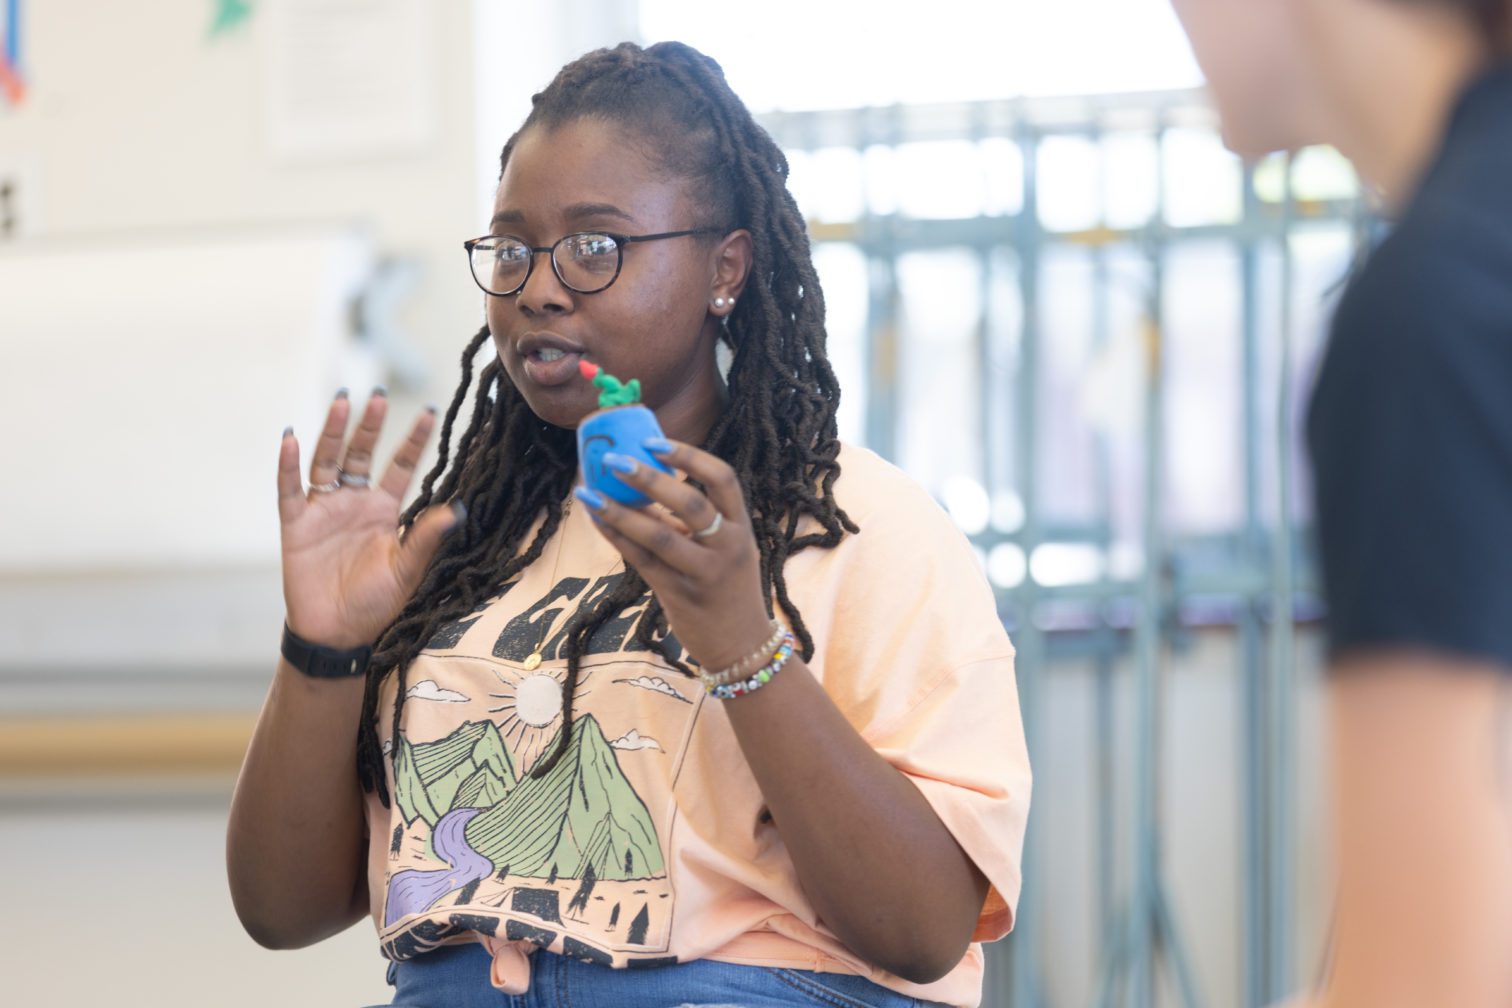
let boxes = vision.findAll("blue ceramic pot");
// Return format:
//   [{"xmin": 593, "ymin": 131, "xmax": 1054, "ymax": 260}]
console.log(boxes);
[{"xmin": 577, "ymin": 405, "xmax": 673, "ymax": 506}]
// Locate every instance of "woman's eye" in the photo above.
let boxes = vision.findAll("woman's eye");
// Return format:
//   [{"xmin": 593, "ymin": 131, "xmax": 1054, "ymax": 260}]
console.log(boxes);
[{"xmin": 570, "ymin": 235, "xmax": 618, "ymax": 258}]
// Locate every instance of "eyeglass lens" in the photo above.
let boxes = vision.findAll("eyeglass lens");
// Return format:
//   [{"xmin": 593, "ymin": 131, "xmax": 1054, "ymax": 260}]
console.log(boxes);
[{"xmin": 470, "ymin": 233, "xmax": 621, "ymax": 295}]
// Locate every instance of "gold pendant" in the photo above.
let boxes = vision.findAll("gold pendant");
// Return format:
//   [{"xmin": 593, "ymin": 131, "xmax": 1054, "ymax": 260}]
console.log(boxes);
[{"xmin": 523, "ymin": 652, "xmax": 543, "ymax": 671}]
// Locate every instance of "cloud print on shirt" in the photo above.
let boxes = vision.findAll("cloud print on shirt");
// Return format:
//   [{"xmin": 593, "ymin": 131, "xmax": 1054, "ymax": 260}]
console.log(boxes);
[
  {"xmin": 610, "ymin": 729, "xmax": 663, "ymax": 752},
  {"xmin": 613, "ymin": 675, "xmax": 691, "ymax": 703},
  {"xmin": 406, "ymin": 680, "xmax": 470, "ymax": 703}
]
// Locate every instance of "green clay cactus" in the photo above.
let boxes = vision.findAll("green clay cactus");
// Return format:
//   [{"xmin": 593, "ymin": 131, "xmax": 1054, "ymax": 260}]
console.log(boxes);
[{"xmin": 579, "ymin": 360, "xmax": 641, "ymax": 407}]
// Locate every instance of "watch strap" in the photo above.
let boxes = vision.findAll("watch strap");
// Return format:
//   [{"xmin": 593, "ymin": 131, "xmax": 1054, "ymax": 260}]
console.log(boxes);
[{"xmin": 280, "ymin": 622, "xmax": 373, "ymax": 679}]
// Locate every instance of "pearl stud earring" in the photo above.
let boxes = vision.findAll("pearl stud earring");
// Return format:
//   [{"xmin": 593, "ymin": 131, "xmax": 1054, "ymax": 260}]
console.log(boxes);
[{"xmin": 713, "ymin": 296, "xmax": 732, "ymax": 309}]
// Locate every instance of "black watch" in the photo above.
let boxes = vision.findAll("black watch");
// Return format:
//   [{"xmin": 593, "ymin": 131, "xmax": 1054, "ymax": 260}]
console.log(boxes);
[{"xmin": 280, "ymin": 622, "xmax": 373, "ymax": 679}]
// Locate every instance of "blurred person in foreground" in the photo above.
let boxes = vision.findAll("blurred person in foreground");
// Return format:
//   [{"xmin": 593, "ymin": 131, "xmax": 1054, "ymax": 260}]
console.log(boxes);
[{"xmin": 1169, "ymin": 1, "xmax": 1512, "ymax": 1006}]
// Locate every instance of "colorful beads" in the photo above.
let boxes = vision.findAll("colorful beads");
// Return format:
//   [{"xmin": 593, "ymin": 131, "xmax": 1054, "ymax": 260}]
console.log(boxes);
[{"xmin": 705, "ymin": 634, "xmax": 794, "ymax": 700}]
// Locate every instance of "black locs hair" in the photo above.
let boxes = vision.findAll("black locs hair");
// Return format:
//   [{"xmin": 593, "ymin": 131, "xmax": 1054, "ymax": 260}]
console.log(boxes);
[
  {"xmin": 356, "ymin": 41, "xmax": 857, "ymax": 803},
  {"xmin": 1402, "ymin": 0, "xmax": 1512, "ymax": 43}
]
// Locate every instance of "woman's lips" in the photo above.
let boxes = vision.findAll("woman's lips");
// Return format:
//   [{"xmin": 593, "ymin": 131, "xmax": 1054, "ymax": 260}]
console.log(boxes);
[{"xmin": 521, "ymin": 348, "xmax": 584, "ymax": 387}]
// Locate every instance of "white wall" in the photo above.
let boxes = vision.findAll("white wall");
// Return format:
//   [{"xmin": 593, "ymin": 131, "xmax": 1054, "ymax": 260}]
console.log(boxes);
[
  {"xmin": 0, "ymin": 0, "xmax": 480, "ymax": 337},
  {"xmin": 0, "ymin": 0, "xmax": 483, "ymax": 477},
  {"xmin": 0, "ymin": 1, "xmax": 637, "ymax": 689},
  {"xmin": 3, "ymin": 779, "xmax": 395, "ymax": 1008}
]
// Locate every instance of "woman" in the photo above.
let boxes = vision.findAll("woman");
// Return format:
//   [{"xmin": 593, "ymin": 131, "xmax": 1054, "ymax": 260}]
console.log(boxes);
[
  {"xmin": 1170, "ymin": 2, "xmax": 1512, "ymax": 1006},
  {"xmin": 227, "ymin": 41, "xmax": 1030, "ymax": 1008}
]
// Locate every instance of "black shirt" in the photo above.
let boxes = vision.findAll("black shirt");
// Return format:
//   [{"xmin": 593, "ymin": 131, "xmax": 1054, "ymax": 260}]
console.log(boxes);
[{"xmin": 1308, "ymin": 61, "xmax": 1512, "ymax": 669}]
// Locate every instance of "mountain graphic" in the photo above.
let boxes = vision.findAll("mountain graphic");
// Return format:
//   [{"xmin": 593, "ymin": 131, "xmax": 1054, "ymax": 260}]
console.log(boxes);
[
  {"xmin": 394, "ymin": 720, "xmax": 516, "ymax": 828},
  {"xmin": 463, "ymin": 713, "xmax": 664, "ymax": 882}
]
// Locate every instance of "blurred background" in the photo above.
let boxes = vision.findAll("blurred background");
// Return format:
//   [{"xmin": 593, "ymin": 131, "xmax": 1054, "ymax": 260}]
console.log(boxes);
[{"xmin": 0, "ymin": 1, "xmax": 1364, "ymax": 1005}]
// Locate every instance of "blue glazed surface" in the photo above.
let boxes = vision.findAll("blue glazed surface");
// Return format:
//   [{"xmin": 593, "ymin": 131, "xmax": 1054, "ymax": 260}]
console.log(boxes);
[{"xmin": 577, "ymin": 406, "xmax": 673, "ymax": 506}]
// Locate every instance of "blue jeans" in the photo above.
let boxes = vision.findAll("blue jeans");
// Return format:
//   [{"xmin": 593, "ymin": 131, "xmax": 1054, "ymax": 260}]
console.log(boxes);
[{"xmin": 371, "ymin": 942, "xmax": 947, "ymax": 1008}]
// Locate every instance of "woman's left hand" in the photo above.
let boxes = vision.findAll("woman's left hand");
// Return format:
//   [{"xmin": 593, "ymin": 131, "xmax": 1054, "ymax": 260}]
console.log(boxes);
[
  {"xmin": 574, "ymin": 439, "xmax": 773, "ymax": 672},
  {"xmin": 582, "ymin": 442, "xmax": 992, "ymax": 980}
]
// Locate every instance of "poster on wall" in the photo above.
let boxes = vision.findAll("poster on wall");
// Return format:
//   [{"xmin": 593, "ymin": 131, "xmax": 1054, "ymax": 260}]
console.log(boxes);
[
  {"xmin": 1, "ymin": 0, "xmax": 24, "ymax": 108},
  {"xmin": 263, "ymin": 0, "xmax": 438, "ymax": 163}
]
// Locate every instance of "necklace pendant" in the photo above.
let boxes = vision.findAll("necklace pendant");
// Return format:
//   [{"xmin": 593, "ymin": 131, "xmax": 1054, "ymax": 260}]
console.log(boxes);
[{"xmin": 523, "ymin": 651, "xmax": 543, "ymax": 671}]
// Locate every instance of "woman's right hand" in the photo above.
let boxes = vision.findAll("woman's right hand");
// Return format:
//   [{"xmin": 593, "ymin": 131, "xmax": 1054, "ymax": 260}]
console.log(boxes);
[{"xmin": 276, "ymin": 389, "xmax": 464, "ymax": 650}]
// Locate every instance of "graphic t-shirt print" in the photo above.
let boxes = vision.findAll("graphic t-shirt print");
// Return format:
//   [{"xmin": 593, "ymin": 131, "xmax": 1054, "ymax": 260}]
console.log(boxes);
[{"xmin": 376, "ymin": 568, "xmax": 701, "ymax": 966}]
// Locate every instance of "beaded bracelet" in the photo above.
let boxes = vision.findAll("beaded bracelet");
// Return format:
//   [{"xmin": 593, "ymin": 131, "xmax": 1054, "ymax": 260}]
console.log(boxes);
[
  {"xmin": 705, "ymin": 631, "xmax": 796, "ymax": 700},
  {"xmin": 701, "ymin": 620, "xmax": 785, "ymax": 687}
]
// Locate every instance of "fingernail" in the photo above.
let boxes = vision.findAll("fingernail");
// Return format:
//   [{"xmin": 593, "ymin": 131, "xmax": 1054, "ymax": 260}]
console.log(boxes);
[
  {"xmin": 448, "ymin": 499, "xmax": 468, "ymax": 528},
  {"xmin": 424, "ymin": 402, "xmax": 439, "ymax": 414},
  {"xmin": 282, "ymin": 425, "xmax": 294, "ymax": 438},
  {"xmin": 335, "ymin": 387, "xmax": 350, "ymax": 400},
  {"xmin": 574, "ymin": 486, "xmax": 607, "ymax": 510},
  {"xmin": 643, "ymin": 437, "xmax": 673, "ymax": 454},
  {"xmin": 372, "ymin": 385, "xmax": 388, "ymax": 398},
  {"xmin": 602, "ymin": 452, "xmax": 638, "ymax": 475}
]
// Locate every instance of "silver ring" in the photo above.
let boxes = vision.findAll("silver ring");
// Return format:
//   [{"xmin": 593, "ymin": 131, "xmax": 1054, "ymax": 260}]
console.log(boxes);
[
  {"xmin": 691, "ymin": 511, "xmax": 724, "ymax": 540},
  {"xmin": 338, "ymin": 470, "xmax": 371, "ymax": 489},
  {"xmin": 310, "ymin": 479, "xmax": 343, "ymax": 494}
]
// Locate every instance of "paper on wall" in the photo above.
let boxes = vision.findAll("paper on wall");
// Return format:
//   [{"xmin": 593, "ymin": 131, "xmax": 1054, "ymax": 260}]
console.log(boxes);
[{"xmin": 263, "ymin": 0, "xmax": 438, "ymax": 163}]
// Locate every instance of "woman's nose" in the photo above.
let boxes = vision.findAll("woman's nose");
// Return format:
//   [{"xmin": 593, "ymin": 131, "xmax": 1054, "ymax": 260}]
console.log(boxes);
[{"xmin": 515, "ymin": 249, "xmax": 575, "ymax": 316}]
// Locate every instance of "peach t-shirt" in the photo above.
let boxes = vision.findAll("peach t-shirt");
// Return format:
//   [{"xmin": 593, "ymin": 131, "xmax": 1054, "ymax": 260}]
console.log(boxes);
[{"xmin": 363, "ymin": 443, "xmax": 1032, "ymax": 1007}]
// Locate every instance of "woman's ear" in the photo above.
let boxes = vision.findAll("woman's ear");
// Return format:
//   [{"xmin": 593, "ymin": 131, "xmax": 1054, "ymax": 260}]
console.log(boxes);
[{"xmin": 708, "ymin": 229, "xmax": 753, "ymax": 318}]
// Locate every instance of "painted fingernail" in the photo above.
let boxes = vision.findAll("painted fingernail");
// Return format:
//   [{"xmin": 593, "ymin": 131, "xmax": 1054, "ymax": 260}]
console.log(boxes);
[
  {"xmin": 282, "ymin": 425, "xmax": 294, "ymax": 438},
  {"xmin": 643, "ymin": 437, "xmax": 673, "ymax": 454},
  {"xmin": 602, "ymin": 452, "xmax": 638, "ymax": 475},
  {"xmin": 335, "ymin": 387, "xmax": 350, "ymax": 400},
  {"xmin": 372, "ymin": 385, "xmax": 388, "ymax": 398},
  {"xmin": 447, "ymin": 499, "xmax": 468, "ymax": 529},
  {"xmin": 424, "ymin": 402, "xmax": 439, "ymax": 414},
  {"xmin": 574, "ymin": 486, "xmax": 607, "ymax": 510}
]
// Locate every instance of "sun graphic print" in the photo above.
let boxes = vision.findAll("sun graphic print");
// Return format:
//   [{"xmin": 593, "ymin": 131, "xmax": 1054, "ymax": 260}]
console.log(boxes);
[{"xmin": 486, "ymin": 664, "xmax": 592, "ymax": 775}]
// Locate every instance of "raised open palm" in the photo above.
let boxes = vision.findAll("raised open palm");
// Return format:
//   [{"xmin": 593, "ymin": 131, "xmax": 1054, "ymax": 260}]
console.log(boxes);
[{"xmin": 276, "ymin": 390, "xmax": 461, "ymax": 650}]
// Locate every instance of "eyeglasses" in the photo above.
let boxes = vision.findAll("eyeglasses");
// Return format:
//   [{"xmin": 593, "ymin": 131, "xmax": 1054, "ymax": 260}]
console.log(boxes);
[{"xmin": 464, "ymin": 228, "xmax": 723, "ymax": 297}]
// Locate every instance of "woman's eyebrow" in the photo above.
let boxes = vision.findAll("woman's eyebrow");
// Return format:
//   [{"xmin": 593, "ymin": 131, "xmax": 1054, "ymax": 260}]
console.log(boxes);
[
  {"xmin": 489, "ymin": 203, "xmax": 636, "ymax": 232},
  {"xmin": 563, "ymin": 202, "xmax": 634, "ymax": 223}
]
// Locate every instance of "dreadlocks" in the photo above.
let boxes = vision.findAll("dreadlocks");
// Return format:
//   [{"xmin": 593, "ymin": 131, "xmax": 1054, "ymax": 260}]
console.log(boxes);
[{"xmin": 357, "ymin": 41, "xmax": 857, "ymax": 803}]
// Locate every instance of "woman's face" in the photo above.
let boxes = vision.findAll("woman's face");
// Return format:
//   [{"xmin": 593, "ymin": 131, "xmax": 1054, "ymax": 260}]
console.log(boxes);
[
  {"xmin": 1170, "ymin": 0, "xmax": 1323, "ymax": 156},
  {"xmin": 485, "ymin": 118, "xmax": 741, "ymax": 440}
]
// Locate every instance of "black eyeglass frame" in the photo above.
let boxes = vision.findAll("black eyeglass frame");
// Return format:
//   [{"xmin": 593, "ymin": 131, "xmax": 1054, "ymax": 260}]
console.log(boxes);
[{"xmin": 463, "ymin": 228, "xmax": 725, "ymax": 297}]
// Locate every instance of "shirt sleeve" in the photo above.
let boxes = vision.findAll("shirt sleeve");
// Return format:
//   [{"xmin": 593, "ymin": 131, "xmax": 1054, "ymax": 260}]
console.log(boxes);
[
  {"xmin": 866, "ymin": 655, "xmax": 1030, "ymax": 941},
  {"xmin": 1308, "ymin": 201, "xmax": 1512, "ymax": 670},
  {"xmin": 803, "ymin": 455, "xmax": 1032, "ymax": 940}
]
